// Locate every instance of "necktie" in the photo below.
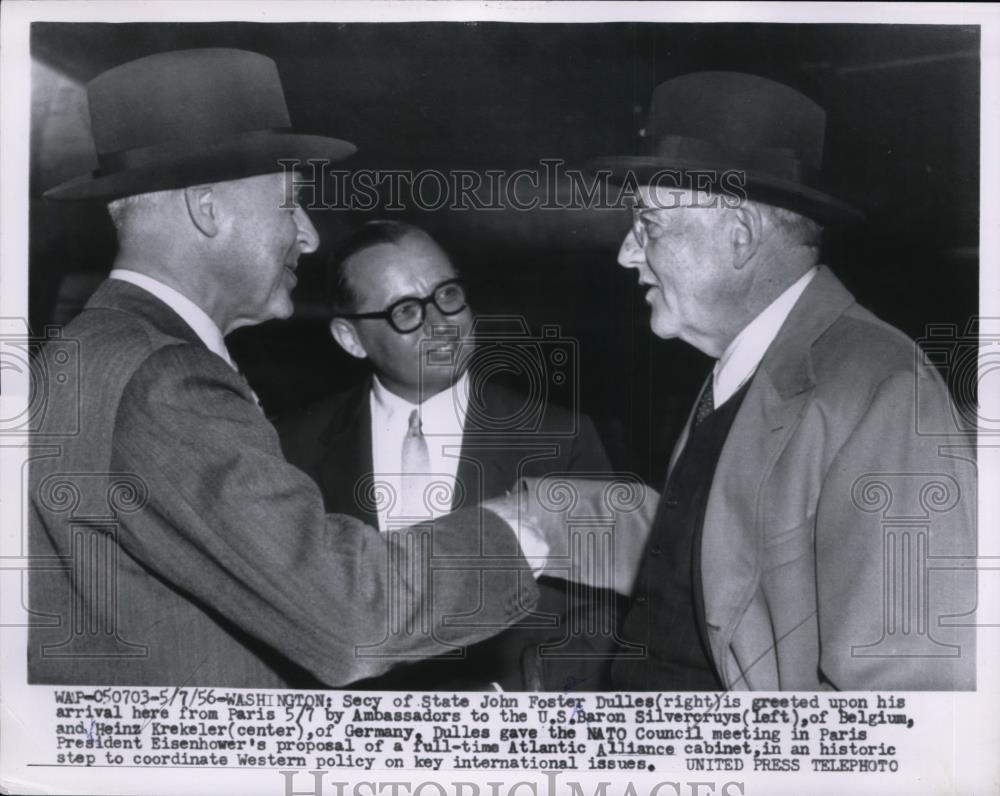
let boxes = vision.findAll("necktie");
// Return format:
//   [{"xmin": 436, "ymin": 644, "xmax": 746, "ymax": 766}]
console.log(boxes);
[
  {"xmin": 401, "ymin": 409, "xmax": 431, "ymax": 519},
  {"xmin": 693, "ymin": 377, "xmax": 715, "ymax": 428}
]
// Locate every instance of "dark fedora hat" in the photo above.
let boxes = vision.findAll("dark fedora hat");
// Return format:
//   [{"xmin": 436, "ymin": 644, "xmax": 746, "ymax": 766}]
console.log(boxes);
[
  {"xmin": 45, "ymin": 48, "xmax": 356, "ymax": 201},
  {"xmin": 590, "ymin": 71, "xmax": 861, "ymax": 225}
]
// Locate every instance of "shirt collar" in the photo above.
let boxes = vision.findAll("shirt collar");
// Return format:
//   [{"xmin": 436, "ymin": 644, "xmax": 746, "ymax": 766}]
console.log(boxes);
[
  {"xmin": 713, "ymin": 266, "xmax": 817, "ymax": 406},
  {"xmin": 371, "ymin": 370, "xmax": 470, "ymax": 431},
  {"xmin": 109, "ymin": 269, "xmax": 235, "ymax": 370}
]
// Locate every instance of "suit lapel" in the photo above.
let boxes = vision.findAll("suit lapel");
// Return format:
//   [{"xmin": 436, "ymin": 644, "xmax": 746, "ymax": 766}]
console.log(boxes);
[
  {"xmin": 699, "ymin": 267, "xmax": 858, "ymax": 683},
  {"xmin": 452, "ymin": 383, "xmax": 526, "ymax": 510},
  {"xmin": 316, "ymin": 380, "xmax": 378, "ymax": 527}
]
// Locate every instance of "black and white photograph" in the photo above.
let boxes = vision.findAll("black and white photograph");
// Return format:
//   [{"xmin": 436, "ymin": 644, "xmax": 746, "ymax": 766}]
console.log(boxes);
[{"xmin": 1, "ymin": 2, "xmax": 997, "ymax": 794}]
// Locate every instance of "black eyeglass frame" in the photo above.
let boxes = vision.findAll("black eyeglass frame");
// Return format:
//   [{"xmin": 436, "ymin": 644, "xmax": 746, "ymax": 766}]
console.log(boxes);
[{"xmin": 334, "ymin": 277, "xmax": 468, "ymax": 334}]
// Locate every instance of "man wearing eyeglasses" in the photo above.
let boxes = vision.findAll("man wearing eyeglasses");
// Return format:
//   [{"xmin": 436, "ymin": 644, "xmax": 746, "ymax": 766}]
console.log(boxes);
[{"xmin": 276, "ymin": 220, "xmax": 621, "ymax": 690}]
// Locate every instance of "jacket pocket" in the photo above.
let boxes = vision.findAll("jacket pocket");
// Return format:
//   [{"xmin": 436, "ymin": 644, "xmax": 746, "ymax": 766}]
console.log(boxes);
[{"xmin": 761, "ymin": 515, "xmax": 815, "ymax": 569}]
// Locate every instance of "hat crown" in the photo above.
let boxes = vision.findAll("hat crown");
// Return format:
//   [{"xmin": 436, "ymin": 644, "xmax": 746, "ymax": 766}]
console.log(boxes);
[
  {"xmin": 647, "ymin": 71, "xmax": 825, "ymax": 170},
  {"xmin": 46, "ymin": 47, "xmax": 356, "ymax": 201},
  {"xmin": 87, "ymin": 48, "xmax": 291, "ymax": 155},
  {"xmin": 589, "ymin": 70, "xmax": 860, "ymax": 224}
]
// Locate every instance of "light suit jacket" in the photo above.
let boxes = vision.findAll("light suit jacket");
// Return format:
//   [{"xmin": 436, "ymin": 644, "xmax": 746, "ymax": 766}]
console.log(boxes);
[
  {"xmin": 28, "ymin": 280, "xmax": 538, "ymax": 687},
  {"xmin": 680, "ymin": 267, "xmax": 976, "ymax": 690}
]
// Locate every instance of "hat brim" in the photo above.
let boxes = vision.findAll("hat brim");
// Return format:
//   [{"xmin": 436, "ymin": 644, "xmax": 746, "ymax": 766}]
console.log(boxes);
[
  {"xmin": 44, "ymin": 133, "xmax": 356, "ymax": 201},
  {"xmin": 588, "ymin": 155, "xmax": 863, "ymax": 226}
]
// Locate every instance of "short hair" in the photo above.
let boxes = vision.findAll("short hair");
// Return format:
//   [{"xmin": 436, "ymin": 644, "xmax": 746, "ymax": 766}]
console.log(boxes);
[
  {"xmin": 327, "ymin": 220, "xmax": 433, "ymax": 313},
  {"xmin": 759, "ymin": 203, "xmax": 824, "ymax": 248},
  {"xmin": 106, "ymin": 190, "xmax": 173, "ymax": 231}
]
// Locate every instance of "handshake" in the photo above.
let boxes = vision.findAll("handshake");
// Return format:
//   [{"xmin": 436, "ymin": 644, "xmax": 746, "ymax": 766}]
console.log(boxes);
[{"xmin": 483, "ymin": 475, "xmax": 659, "ymax": 596}]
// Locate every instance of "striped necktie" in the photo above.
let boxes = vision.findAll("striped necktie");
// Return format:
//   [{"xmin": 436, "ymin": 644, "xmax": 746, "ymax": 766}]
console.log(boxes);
[{"xmin": 693, "ymin": 378, "xmax": 715, "ymax": 428}]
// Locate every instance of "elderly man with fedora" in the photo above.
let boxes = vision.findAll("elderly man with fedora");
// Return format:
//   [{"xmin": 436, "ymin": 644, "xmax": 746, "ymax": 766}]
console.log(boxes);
[
  {"xmin": 28, "ymin": 48, "xmax": 650, "ymax": 688},
  {"xmin": 592, "ymin": 72, "xmax": 976, "ymax": 691}
]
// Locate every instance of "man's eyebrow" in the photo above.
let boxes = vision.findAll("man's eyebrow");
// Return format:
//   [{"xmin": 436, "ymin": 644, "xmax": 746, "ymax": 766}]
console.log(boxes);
[
  {"xmin": 371, "ymin": 286, "xmax": 420, "ymax": 308},
  {"xmin": 383, "ymin": 291, "xmax": 413, "ymax": 306},
  {"xmin": 383, "ymin": 278, "xmax": 455, "ymax": 307}
]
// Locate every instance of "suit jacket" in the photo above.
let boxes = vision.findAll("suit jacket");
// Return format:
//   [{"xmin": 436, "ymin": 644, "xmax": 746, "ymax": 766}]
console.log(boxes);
[
  {"xmin": 28, "ymin": 279, "xmax": 539, "ymax": 688},
  {"xmin": 683, "ymin": 266, "xmax": 976, "ymax": 690},
  {"xmin": 275, "ymin": 377, "xmax": 616, "ymax": 689},
  {"xmin": 276, "ymin": 378, "xmax": 612, "ymax": 522}
]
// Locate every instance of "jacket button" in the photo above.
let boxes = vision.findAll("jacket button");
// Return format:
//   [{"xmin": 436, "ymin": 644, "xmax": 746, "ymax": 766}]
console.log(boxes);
[
  {"xmin": 664, "ymin": 493, "xmax": 679, "ymax": 508},
  {"xmin": 635, "ymin": 595, "xmax": 647, "ymax": 606},
  {"xmin": 650, "ymin": 545, "xmax": 662, "ymax": 557}
]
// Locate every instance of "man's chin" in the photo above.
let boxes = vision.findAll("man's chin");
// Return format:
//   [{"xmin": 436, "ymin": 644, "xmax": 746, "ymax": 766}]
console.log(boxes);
[
  {"xmin": 648, "ymin": 309, "xmax": 677, "ymax": 340},
  {"xmin": 266, "ymin": 296, "xmax": 295, "ymax": 322}
]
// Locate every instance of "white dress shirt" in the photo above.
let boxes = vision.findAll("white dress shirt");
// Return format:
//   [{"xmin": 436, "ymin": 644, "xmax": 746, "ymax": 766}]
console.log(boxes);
[
  {"xmin": 669, "ymin": 267, "xmax": 817, "ymax": 475},
  {"xmin": 712, "ymin": 266, "xmax": 817, "ymax": 406},
  {"xmin": 109, "ymin": 269, "xmax": 237, "ymax": 370},
  {"xmin": 110, "ymin": 269, "xmax": 262, "ymax": 408},
  {"xmin": 369, "ymin": 371, "xmax": 470, "ymax": 532}
]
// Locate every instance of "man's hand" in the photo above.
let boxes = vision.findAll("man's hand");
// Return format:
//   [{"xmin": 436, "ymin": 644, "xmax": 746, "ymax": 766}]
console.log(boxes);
[
  {"xmin": 485, "ymin": 476, "xmax": 658, "ymax": 596},
  {"xmin": 480, "ymin": 491, "xmax": 551, "ymax": 577}
]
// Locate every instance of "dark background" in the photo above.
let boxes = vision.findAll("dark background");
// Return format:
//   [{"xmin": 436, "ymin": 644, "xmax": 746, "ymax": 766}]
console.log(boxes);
[{"xmin": 29, "ymin": 22, "xmax": 979, "ymax": 485}]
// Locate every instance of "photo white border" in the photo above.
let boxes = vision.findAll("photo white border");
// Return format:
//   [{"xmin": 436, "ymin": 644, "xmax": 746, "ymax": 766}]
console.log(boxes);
[{"xmin": 2, "ymin": 3, "xmax": 998, "ymax": 794}]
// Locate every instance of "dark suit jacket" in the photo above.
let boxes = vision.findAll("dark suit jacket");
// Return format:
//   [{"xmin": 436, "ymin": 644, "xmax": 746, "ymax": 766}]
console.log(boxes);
[
  {"xmin": 28, "ymin": 280, "xmax": 539, "ymax": 688},
  {"xmin": 277, "ymin": 378, "xmax": 612, "ymax": 522},
  {"xmin": 276, "ymin": 377, "xmax": 617, "ymax": 689}
]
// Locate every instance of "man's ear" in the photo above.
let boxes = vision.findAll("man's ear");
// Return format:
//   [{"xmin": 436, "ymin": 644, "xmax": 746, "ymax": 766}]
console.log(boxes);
[
  {"xmin": 731, "ymin": 203, "xmax": 762, "ymax": 270},
  {"xmin": 330, "ymin": 318, "xmax": 368, "ymax": 360},
  {"xmin": 184, "ymin": 185, "xmax": 219, "ymax": 238}
]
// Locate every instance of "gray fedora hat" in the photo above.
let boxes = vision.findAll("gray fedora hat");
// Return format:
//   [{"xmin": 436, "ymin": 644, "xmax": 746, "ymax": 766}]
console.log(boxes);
[
  {"xmin": 590, "ymin": 71, "xmax": 862, "ymax": 225},
  {"xmin": 45, "ymin": 48, "xmax": 356, "ymax": 201}
]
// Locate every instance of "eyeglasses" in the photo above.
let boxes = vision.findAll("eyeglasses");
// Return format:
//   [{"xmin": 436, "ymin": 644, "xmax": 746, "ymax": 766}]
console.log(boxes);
[
  {"xmin": 336, "ymin": 278, "xmax": 468, "ymax": 334},
  {"xmin": 631, "ymin": 205, "xmax": 667, "ymax": 246}
]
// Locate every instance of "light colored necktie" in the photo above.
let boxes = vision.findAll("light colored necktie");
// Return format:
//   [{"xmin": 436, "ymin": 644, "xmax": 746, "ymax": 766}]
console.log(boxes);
[{"xmin": 401, "ymin": 408, "xmax": 431, "ymax": 519}]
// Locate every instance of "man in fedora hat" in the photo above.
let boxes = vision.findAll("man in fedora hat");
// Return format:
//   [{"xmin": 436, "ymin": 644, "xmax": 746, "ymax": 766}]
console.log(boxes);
[
  {"xmin": 28, "ymin": 48, "xmax": 650, "ymax": 688},
  {"xmin": 592, "ymin": 71, "xmax": 976, "ymax": 690}
]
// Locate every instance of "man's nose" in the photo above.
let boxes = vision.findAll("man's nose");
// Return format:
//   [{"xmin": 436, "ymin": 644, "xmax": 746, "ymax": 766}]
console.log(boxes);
[
  {"xmin": 295, "ymin": 207, "xmax": 319, "ymax": 254},
  {"xmin": 617, "ymin": 228, "xmax": 644, "ymax": 269},
  {"xmin": 423, "ymin": 304, "xmax": 460, "ymax": 337},
  {"xmin": 423, "ymin": 301, "xmax": 448, "ymax": 331}
]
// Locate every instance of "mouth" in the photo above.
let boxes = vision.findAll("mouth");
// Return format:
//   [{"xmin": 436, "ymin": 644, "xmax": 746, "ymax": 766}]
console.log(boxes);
[
  {"xmin": 426, "ymin": 324, "xmax": 461, "ymax": 354},
  {"xmin": 426, "ymin": 340, "xmax": 458, "ymax": 354},
  {"xmin": 284, "ymin": 263, "xmax": 298, "ymax": 284},
  {"xmin": 637, "ymin": 281, "xmax": 660, "ymax": 305},
  {"xmin": 424, "ymin": 340, "xmax": 460, "ymax": 366}
]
